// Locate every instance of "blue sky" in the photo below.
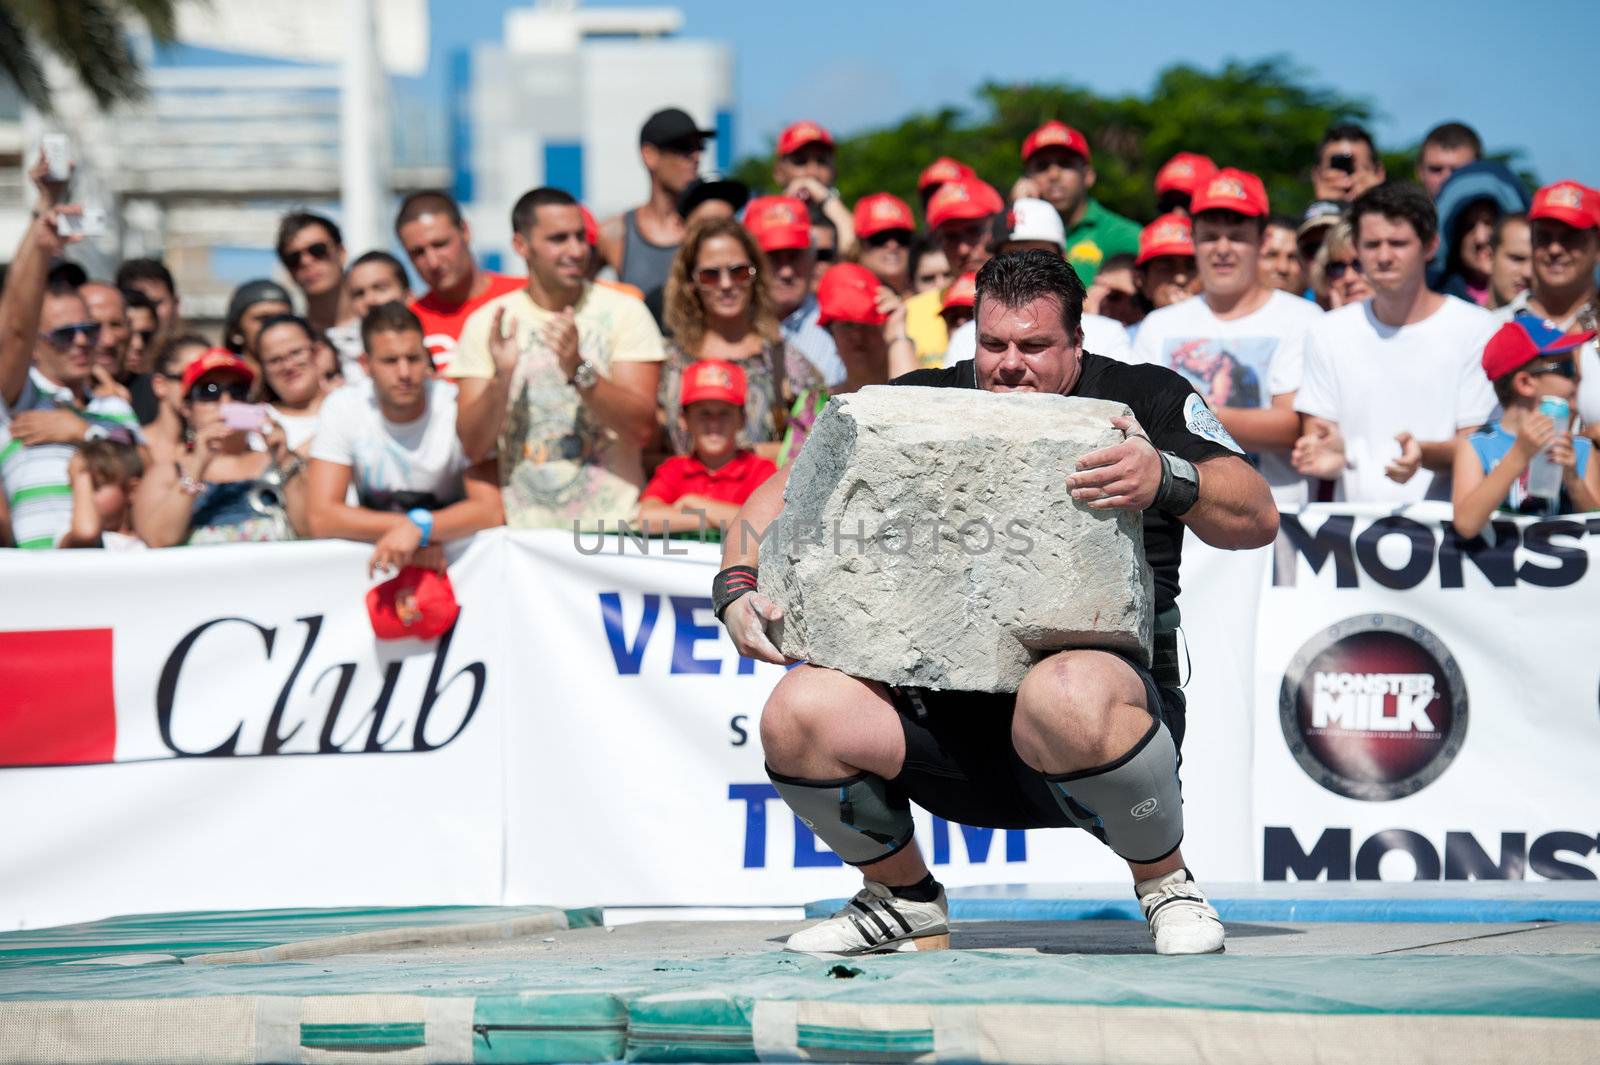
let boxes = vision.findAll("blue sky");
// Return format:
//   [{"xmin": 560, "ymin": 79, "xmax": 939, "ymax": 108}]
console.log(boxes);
[{"xmin": 425, "ymin": 0, "xmax": 1600, "ymax": 185}]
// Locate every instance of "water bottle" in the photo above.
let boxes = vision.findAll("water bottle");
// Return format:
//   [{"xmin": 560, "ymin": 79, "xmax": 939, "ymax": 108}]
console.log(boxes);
[{"xmin": 1525, "ymin": 396, "xmax": 1571, "ymax": 502}]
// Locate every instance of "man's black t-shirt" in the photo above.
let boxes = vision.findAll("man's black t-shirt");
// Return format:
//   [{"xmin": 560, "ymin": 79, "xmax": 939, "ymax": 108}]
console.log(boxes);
[{"xmin": 892, "ymin": 352, "xmax": 1244, "ymax": 618}]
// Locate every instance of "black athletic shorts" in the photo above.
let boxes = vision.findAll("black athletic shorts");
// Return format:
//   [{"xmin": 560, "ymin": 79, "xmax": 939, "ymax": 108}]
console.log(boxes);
[{"xmin": 886, "ymin": 650, "xmax": 1186, "ymax": 832}]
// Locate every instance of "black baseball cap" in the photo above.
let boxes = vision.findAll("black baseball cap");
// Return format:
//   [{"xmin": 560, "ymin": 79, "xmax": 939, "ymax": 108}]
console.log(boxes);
[
  {"xmin": 640, "ymin": 107, "xmax": 716, "ymax": 148},
  {"xmin": 677, "ymin": 176, "xmax": 750, "ymax": 219}
]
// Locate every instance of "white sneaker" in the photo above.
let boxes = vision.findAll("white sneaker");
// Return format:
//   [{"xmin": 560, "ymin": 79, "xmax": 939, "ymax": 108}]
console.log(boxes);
[
  {"xmin": 785, "ymin": 880, "xmax": 950, "ymax": 955},
  {"xmin": 1136, "ymin": 869, "xmax": 1225, "ymax": 955}
]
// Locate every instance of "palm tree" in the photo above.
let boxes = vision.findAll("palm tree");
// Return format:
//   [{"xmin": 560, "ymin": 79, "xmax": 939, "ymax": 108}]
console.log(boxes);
[{"xmin": 0, "ymin": 0, "xmax": 182, "ymax": 113}]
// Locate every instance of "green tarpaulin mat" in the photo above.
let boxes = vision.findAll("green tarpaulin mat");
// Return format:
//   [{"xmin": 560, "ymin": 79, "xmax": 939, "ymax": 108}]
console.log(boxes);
[{"xmin": 1, "ymin": 906, "xmax": 1597, "ymax": 1063}]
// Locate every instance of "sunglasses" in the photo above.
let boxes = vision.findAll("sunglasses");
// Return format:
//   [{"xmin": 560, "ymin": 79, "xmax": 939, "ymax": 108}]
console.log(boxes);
[
  {"xmin": 282, "ymin": 241, "xmax": 333, "ymax": 269},
  {"xmin": 865, "ymin": 229, "xmax": 913, "ymax": 249},
  {"xmin": 188, "ymin": 379, "xmax": 252, "ymax": 403},
  {"xmin": 661, "ymin": 139, "xmax": 704, "ymax": 157},
  {"xmin": 1529, "ymin": 358, "xmax": 1577, "ymax": 379},
  {"xmin": 694, "ymin": 264, "xmax": 757, "ymax": 288},
  {"xmin": 1325, "ymin": 259, "xmax": 1364, "ymax": 281},
  {"xmin": 815, "ymin": 248, "xmax": 837, "ymax": 263},
  {"xmin": 41, "ymin": 321, "xmax": 101, "ymax": 349}
]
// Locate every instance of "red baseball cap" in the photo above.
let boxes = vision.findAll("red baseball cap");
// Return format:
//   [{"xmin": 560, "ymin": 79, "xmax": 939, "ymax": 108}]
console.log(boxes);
[
  {"xmin": 579, "ymin": 204, "xmax": 599, "ymax": 245},
  {"xmin": 680, "ymin": 358, "xmax": 748, "ymax": 407},
  {"xmin": 941, "ymin": 272, "xmax": 977, "ymax": 313},
  {"xmin": 367, "ymin": 567, "xmax": 460, "ymax": 641},
  {"xmin": 743, "ymin": 195, "xmax": 812, "ymax": 252},
  {"xmin": 1528, "ymin": 181, "xmax": 1600, "ymax": 231},
  {"xmin": 777, "ymin": 120, "xmax": 833, "ymax": 158},
  {"xmin": 1154, "ymin": 152, "xmax": 1218, "ymax": 198},
  {"xmin": 1482, "ymin": 313, "xmax": 1597, "ymax": 380},
  {"xmin": 816, "ymin": 263, "xmax": 886, "ymax": 326},
  {"xmin": 1020, "ymin": 121, "xmax": 1091, "ymax": 163},
  {"xmin": 1190, "ymin": 167, "xmax": 1270, "ymax": 218},
  {"xmin": 853, "ymin": 193, "xmax": 916, "ymax": 239},
  {"xmin": 917, "ymin": 156, "xmax": 976, "ymax": 193},
  {"xmin": 181, "ymin": 348, "xmax": 256, "ymax": 395},
  {"xmin": 1136, "ymin": 213, "xmax": 1196, "ymax": 265},
  {"xmin": 926, "ymin": 177, "xmax": 1004, "ymax": 230}
]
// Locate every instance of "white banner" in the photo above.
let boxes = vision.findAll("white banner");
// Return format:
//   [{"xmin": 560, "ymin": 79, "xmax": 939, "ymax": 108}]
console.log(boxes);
[
  {"xmin": 3, "ymin": 507, "xmax": 1597, "ymax": 930},
  {"xmin": 1253, "ymin": 504, "xmax": 1600, "ymax": 883}
]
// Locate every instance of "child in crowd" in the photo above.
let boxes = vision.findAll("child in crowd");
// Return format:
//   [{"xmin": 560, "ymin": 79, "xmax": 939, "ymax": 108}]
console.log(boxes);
[
  {"xmin": 636, "ymin": 360, "xmax": 777, "ymax": 539},
  {"xmin": 61, "ymin": 440, "xmax": 146, "ymax": 549},
  {"xmin": 1453, "ymin": 314, "xmax": 1599, "ymax": 537}
]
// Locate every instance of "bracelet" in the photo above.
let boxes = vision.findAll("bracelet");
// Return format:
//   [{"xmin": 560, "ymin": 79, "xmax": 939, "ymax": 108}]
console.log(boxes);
[
  {"xmin": 177, "ymin": 473, "xmax": 204, "ymax": 497},
  {"xmin": 712, "ymin": 565, "xmax": 759, "ymax": 622},
  {"xmin": 887, "ymin": 334, "xmax": 912, "ymax": 345}
]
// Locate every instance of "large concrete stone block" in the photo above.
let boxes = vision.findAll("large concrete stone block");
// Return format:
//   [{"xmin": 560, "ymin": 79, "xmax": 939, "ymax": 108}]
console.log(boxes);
[{"xmin": 758, "ymin": 385, "xmax": 1153, "ymax": 692}]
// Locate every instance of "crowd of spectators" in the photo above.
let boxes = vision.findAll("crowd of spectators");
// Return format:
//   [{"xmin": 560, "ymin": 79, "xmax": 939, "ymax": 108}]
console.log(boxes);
[{"xmin": 3, "ymin": 112, "xmax": 1597, "ymax": 570}]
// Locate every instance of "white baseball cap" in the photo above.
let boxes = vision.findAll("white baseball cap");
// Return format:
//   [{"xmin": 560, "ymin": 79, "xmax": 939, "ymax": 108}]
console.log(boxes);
[{"xmin": 1005, "ymin": 197, "xmax": 1066, "ymax": 249}]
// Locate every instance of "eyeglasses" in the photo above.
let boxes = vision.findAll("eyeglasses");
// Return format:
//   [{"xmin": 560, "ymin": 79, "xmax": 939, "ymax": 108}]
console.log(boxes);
[
  {"xmin": 41, "ymin": 321, "xmax": 101, "ymax": 349},
  {"xmin": 1530, "ymin": 359, "xmax": 1576, "ymax": 379},
  {"xmin": 1325, "ymin": 259, "xmax": 1364, "ymax": 281},
  {"xmin": 263, "ymin": 344, "xmax": 316, "ymax": 370},
  {"xmin": 281, "ymin": 241, "xmax": 333, "ymax": 269},
  {"xmin": 188, "ymin": 379, "xmax": 252, "ymax": 403},
  {"xmin": 865, "ymin": 230, "xmax": 913, "ymax": 249},
  {"xmin": 694, "ymin": 264, "xmax": 757, "ymax": 288}
]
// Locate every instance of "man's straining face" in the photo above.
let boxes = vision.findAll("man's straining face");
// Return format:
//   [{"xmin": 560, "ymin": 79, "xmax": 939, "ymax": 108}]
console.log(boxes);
[
  {"xmin": 1355, "ymin": 213, "xmax": 1436, "ymax": 295},
  {"xmin": 973, "ymin": 293, "xmax": 1083, "ymax": 396}
]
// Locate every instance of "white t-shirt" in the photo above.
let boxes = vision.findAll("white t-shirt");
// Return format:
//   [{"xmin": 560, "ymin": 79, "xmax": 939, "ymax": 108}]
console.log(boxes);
[
  {"xmin": 1128, "ymin": 290, "xmax": 1323, "ymax": 507},
  {"xmin": 1492, "ymin": 293, "xmax": 1600, "ymax": 428},
  {"xmin": 310, "ymin": 378, "xmax": 470, "ymax": 510},
  {"xmin": 1296, "ymin": 296, "xmax": 1498, "ymax": 504},
  {"xmin": 271, "ymin": 408, "xmax": 323, "ymax": 453},
  {"xmin": 942, "ymin": 313, "xmax": 1133, "ymax": 367}
]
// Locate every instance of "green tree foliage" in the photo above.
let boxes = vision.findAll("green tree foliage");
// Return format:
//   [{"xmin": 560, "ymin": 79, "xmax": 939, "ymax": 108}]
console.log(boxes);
[
  {"xmin": 0, "ymin": 0, "xmax": 181, "ymax": 113},
  {"xmin": 734, "ymin": 56, "xmax": 1528, "ymax": 225}
]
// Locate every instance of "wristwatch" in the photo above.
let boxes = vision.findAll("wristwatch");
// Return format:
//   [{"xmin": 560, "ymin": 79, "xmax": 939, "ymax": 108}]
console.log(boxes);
[
  {"xmin": 570, "ymin": 360, "xmax": 600, "ymax": 391},
  {"xmin": 1154, "ymin": 452, "xmax": 1200, "ymax": 515},
  {"xmin": 406, "ymin": 507, "xmax": 434, "ymax": 547}
]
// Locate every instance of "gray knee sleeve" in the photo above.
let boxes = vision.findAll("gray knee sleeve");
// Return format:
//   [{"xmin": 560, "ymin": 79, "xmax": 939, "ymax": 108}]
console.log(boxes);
[
  {"xmin": 767, "ymin": 766, "xmax": 914, "ymax": 866},
  {"xmin": 1045, "ymin": 718, "xmax": 1183, "ymax": 864}
]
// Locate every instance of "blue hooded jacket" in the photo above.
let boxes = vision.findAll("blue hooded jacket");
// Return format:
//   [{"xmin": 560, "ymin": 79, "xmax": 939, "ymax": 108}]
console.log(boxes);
[{"xmin": 1428, "ymin": 160, "xmax": 1530, "ymax": 299}]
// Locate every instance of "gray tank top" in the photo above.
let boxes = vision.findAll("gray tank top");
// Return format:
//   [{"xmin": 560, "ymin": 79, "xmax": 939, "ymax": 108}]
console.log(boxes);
[{"xmin": 619, "ymin": 209, "xmax": 681, "ymax": 296}]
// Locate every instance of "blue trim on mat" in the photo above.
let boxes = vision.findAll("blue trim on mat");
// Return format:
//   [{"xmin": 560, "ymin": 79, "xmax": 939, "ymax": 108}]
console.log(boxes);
[{"xmin": 804, "ymin": 897, "xmax": 1600, "ymax": 923}]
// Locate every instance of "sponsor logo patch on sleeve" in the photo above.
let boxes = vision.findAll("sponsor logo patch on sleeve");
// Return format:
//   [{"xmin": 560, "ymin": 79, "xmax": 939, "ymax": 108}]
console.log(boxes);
[{"xmin": 1183, "ymin": 392, "xmax": 1244, "ymax": 454}]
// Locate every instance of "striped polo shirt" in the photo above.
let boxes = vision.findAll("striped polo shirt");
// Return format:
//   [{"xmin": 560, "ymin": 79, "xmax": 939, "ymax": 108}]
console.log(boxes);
[{"xmin": 0, "ymin": 369, "xmax": 139, "ymax": 549}]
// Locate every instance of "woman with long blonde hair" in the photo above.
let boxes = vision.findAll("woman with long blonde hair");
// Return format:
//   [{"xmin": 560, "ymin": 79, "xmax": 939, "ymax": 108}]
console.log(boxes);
[{"xmin": 658, "ymin": 217, "xmax": 823, "ymax": 459}]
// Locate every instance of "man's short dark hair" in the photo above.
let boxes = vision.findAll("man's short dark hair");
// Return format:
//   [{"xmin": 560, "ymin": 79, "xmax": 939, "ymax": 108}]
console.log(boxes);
[
  {"xmin": 1101, "ymin": 252, "xmax": 1137, "ymax": 275},
  {"xmin": 1265, "ymin": 214, "xmax": 1300, "ymax": 234},
  {"xmin": 350, "ymin": 250, "xmax": 409, "ymax": 288},
  {"xmin": 120, "ymin": 286, "xmax": 156, "ymax": 314},
  {"xmin": 114, "ymin": 257, "xmax": 176, "ymax": 297},
  {"xmin": 1421, "ymin": 121, "xmax": 1482, "ymax": 159},
  {"xmin": 394, "ymin": 190, "xmax": 464, "ymax": 234},
  {"xmin": 974, "ymin": 250, "xmax": 1086, "ymax": 336},
  {"xmin": 1319, "ymin": 123, "xmax": 1378, "ymax": 157},
  {"xmin": 361, "ymin": 300, "xmax": 425, "ymax": 353},
  {"xmin": 511, "ymin": 187, "xmax": 579, "ymax": 236},
  {"xmin": 1491, "ymin": 211, "xmax": 1527, "ymax": 251},
  {"xmin": 1349, "ymin": 182, "xmax": 1438, "ymax": 246},
  {"xmin": 276, "ymin": 211, "xmax": 343, "ymax": 259}
]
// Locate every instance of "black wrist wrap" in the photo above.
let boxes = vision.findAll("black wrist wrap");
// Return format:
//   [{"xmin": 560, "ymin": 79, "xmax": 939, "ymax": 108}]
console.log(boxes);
[{"xmin": 712, "ymin": 565, "xmax": 759, "ymax": 622}]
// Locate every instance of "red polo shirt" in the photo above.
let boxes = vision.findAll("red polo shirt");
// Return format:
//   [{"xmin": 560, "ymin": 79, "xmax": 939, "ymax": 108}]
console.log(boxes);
[
  {"xmin": 411, "ymin": 272, "xmax": 523, "ymax": 373},
  {"xmin": 641, "ymin": 449, "xmax": 778, "ymax": 506}
]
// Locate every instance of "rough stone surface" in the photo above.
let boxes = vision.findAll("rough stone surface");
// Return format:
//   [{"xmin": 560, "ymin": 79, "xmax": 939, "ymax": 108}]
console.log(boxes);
[{"xmin": 758, "ymin": 386, "xmax": 1153, "ymax": 692}]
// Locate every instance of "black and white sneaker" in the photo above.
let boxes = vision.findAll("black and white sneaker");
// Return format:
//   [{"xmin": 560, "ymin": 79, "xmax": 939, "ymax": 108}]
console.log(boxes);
[
  {"xmin": 1137, "ymin": 868, "xmax": 1226, "ymax": 955},
  {"xmin": 784, "ymin": 880, "xmax": 950, "ymax": 955}
]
